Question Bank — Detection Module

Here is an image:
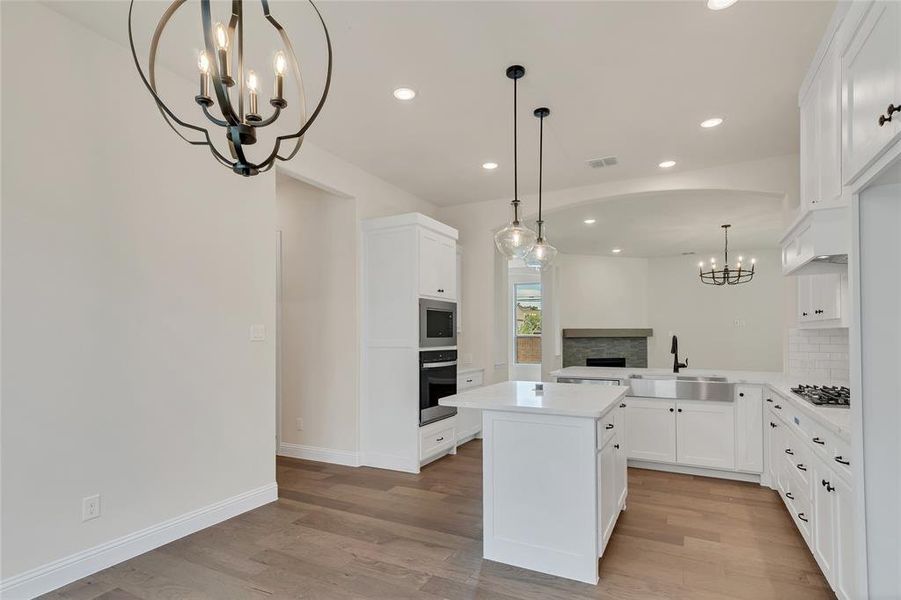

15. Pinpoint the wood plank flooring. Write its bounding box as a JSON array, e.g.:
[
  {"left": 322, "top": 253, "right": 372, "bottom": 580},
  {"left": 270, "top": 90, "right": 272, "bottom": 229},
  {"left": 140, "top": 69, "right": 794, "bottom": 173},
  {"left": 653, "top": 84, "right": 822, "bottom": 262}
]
[{"left": 40, "top": 440, "right": 834, "bottom": 599}]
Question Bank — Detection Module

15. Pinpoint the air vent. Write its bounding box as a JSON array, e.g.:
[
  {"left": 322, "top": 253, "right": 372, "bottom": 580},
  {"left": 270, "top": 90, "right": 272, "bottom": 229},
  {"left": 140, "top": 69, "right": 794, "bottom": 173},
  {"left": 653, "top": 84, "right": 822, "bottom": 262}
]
[{"left": 586, "top": 156, "right": 618, "bottom": 169}]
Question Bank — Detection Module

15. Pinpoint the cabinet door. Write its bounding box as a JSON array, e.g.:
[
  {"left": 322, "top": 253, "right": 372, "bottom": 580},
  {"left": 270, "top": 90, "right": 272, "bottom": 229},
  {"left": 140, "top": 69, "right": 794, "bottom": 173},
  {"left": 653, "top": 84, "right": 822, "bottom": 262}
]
[
  {"left": 832, "top": 476, "right": 856, "bottom": 600},
  {"left": 798, "top": 276, "right": 814, "bottom": 322},
  {"left": 676, "top": 400, "right": 735, "bottom": 470},
  {"left": 800, "top": 86, "right": 819, "bottom": 208},
  {"left": 817, "top": 41, "right": 843, "bottom": 205},
  {"left": 624, "top": 398, "right": 676, "bottom": 463},
  {"left": 735, "top": 389, "right": 764, "bottom": 473},
  {"left": 765, "top": 415, "right": 781, "bottom": 488},
  {"left": 812, "top": 460, "right": 836, "bottom": 586},
  {"left": 419, "top": 230, "right": 456, "bottom": 300},
  {"left": 614, "top": 437, "right": 628, "bottom": 510},
  {"left": 811, "top": 273, "right": 842, "bottom": 321},
  {"left": 843, "top": 1, "right": 901, "bottom": 182},
  {"left": 598, "top": 440, "right": 618, "bottom": 553}
]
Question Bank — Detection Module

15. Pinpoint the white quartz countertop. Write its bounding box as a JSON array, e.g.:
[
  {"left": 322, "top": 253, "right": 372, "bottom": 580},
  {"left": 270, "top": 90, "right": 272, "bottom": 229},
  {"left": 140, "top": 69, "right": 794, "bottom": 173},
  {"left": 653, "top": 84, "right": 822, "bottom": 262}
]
[
  {"left": 551, "top": 366, "right": 852, "bottom": 442},
  {"left": 440, "top": 381, "right": 628, "bottom": 419}
]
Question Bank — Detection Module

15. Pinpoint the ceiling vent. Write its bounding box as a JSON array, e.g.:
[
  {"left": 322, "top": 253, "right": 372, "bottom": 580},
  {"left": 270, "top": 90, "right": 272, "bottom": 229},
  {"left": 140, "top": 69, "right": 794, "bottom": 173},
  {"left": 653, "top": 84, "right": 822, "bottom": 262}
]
[{"left": 586, "top": 156, "right": 618, "bottom": 169}]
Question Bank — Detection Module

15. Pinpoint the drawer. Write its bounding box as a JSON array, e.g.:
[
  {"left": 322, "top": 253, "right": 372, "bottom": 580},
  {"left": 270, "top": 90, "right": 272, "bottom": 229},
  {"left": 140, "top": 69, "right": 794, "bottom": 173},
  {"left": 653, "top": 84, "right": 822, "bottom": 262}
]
[
  {"left": 420, "top": 423, "right": 455, "bottom": 459},
  {"left": 832, "top": 437, "right": 852, "bottom": 481},
  {"left": 457, "top": 370, "right": 483, "bottom": 390},
  {"left": 783, "top": 429, "right": 811, "bottom": 486},
  {"left": 785, "top": 483, "right": 812, "bottom": 541},
  {"left": 598, "top": 412, "right": 618, "bottom": 447}
]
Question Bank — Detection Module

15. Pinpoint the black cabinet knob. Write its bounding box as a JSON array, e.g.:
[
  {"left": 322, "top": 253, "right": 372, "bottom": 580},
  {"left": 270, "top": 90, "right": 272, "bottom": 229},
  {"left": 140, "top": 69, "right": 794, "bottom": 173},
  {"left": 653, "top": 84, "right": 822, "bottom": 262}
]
[
  {"left": 821, "top": 479, "right": 835, "bottom": 492},
  {"left": 739, "top": 392, "right": 745, "bottom": 397},
  {"left": 620, "top": 403, "right": 626, "bottom": 408},
  {"left": 437, "top": 289, "right": 444, "bottom": 293},
  {"left": 669, "top": 407, "right": 674, "bottom": 412},
  {"left": 770, "top": 422, "right": 777, "bottom": 428},
  {"left": 802, "top": 312, "right": 808, "bottom": 317},
  {"left": 879, "top": 104, "right": 899, "bottom": 127},
  {"left": 677, "top": 408, "right": 683, "bottom": 413},
  {"left": 614, "top": 444, "right": 620, "bottom": 450}
]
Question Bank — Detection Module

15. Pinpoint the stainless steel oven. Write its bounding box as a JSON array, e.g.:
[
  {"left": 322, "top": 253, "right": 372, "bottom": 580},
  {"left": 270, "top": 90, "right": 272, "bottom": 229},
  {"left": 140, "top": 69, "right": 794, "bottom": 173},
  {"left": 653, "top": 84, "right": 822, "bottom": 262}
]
[
  {"left": 419, "top": 349, "right": 457, "bottom": 426},
  {"left": 419, "top": 299, "right": 457, "bottom": 348}
]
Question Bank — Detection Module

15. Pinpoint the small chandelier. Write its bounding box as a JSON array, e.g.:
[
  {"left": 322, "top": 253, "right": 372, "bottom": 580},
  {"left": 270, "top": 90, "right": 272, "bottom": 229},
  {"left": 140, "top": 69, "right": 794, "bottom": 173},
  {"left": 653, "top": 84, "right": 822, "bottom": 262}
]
[
  {"left": 127, "top": 0, "right": 332, "bottom": 177},
  {"left": 523, "top": 107, "right": 557, "bottom": 270},
  {"left": 494, "top": 65, "right": 537, "bottom": 259},
  {"left": 699, "top": 224, "right": 755, "bottom": 285}
]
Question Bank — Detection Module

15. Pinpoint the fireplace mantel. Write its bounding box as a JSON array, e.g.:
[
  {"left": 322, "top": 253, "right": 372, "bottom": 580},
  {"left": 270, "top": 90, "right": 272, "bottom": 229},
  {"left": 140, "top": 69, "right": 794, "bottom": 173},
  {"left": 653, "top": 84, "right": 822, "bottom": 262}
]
[{"left": 562, "top": 328, "right": 653, "bottom": 339}]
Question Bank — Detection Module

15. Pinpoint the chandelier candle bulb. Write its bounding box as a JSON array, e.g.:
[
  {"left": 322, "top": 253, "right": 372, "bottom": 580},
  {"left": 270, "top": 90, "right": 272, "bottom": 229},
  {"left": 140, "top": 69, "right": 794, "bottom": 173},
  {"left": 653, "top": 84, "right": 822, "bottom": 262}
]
[
  {"left": 246, "top": 70, "right": 260, "bottom": 120},
  {"left": 197, "top": 52, "right": 211, "bottom": 101},
  {"left": 272, "top": 51, "right": 287, "bottom": 105},
  {"left": 214, "top": 22, "right": 233, "bottom": 86}
]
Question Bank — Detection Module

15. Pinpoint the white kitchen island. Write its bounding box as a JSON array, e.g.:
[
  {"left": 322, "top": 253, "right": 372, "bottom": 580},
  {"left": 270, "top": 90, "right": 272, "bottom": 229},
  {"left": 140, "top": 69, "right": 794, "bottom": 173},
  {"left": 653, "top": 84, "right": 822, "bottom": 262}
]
[{"left": 440, "top": 381, "right": 629, "bottom": 584}]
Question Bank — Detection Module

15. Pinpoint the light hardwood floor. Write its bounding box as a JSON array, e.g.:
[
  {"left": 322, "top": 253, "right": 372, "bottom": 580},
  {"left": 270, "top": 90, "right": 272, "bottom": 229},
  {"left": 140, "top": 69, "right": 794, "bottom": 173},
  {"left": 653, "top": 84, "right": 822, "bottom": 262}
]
[{"left": 40, "top": 439, "right": 834, "bottom": 599}]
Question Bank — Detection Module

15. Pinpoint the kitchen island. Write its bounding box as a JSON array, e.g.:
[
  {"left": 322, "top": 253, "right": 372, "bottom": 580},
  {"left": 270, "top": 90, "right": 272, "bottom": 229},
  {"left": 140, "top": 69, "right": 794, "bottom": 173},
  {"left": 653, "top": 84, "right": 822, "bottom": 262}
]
[{"left": 439, "top": 381, "right": 629, "bottom": 584}]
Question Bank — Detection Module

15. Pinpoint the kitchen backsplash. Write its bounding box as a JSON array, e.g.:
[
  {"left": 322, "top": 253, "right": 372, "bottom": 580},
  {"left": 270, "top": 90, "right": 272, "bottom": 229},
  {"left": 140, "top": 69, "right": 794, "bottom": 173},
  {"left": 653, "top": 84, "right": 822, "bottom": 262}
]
[{"left": 788, "top": 328, "right": 850, "bottom": 385}]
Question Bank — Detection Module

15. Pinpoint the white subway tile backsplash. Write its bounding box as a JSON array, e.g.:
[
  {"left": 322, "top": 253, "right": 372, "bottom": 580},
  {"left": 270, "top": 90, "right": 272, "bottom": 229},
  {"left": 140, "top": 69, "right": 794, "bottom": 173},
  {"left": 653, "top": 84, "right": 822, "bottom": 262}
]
[{"left": 788, "top": 328, "right": 849, "bottom": 384}]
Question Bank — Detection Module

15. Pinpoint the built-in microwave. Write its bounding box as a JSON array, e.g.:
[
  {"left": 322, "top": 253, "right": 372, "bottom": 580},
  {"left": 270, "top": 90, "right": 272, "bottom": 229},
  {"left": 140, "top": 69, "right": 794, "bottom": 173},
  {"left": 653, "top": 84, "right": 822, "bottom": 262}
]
[{"left": 419, "top": 299, "right": 457, "bottom": 348}]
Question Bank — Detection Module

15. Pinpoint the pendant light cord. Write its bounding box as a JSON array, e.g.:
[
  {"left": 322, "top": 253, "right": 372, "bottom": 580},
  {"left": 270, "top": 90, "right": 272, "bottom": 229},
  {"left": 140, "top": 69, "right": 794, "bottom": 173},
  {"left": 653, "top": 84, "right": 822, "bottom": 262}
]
[
  {"left": 513, "top": 76, "right": 519, "bottom": 223},
  {"left": 537, "top": 112, "right": 544, "bottom": 240}
]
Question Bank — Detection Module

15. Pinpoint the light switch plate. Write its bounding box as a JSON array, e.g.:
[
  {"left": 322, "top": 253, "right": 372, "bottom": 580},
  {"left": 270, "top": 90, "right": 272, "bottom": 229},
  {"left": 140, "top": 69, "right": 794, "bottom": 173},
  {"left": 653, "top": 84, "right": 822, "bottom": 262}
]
[
  {"left": 295, "top": 418, "right": 304, "bottom": 431},
  {"left": 82, "top": 494, "right": 101, "bottom": 522},
  {"left": 249, "top": 324, "right": 266, "bottom": 342}
]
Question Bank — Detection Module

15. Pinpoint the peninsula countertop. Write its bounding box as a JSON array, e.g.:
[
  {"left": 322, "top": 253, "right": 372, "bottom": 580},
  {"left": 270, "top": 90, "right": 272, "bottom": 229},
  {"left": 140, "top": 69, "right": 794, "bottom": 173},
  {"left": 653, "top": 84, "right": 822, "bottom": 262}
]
[{"left": 440, "top": 380, "right": 628, "bottom": 419}]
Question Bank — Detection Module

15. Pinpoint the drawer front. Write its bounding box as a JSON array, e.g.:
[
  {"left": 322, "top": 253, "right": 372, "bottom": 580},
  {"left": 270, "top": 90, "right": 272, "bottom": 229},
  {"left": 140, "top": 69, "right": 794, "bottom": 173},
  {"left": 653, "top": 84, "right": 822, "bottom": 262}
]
[
  {"left": 832, "top": 438, "right": 852, "bottom": 481},
  {"left": 598, "top": 412, "right": 618, "bottom": 447},
  {"left": 783, "top": 429, "right": 812, "bottom": 486},
  {"left": 457, "top": 371, "right": 483, "bottom": 390},
  {"left": 420, "top": 425, "right": 455, "bottom": 458}
]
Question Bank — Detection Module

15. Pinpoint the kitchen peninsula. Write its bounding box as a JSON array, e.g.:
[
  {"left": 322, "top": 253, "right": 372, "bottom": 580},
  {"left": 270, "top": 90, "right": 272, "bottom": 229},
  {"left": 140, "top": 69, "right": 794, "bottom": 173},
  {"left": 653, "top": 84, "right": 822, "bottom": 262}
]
[{"left": 440, "top": 381, "right": 629, "bottom": 584}]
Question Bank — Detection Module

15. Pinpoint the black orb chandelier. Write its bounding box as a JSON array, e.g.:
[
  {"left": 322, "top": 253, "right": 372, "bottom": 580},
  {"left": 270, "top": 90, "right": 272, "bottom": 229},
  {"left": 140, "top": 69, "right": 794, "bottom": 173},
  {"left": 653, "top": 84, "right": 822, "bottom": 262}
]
[
  {"left": 698, "top": 224, "right": 756, "bottom": 286},
  {"left": 128, "top": 0, "right": 332, "bottom": 177}
]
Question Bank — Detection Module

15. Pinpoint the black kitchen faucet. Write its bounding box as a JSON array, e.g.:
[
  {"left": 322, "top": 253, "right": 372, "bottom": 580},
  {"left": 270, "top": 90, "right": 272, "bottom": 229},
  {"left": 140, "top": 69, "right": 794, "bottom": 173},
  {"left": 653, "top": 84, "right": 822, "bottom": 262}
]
[{"left": 671, "top": 335, "right": 688, "bottom": 373}]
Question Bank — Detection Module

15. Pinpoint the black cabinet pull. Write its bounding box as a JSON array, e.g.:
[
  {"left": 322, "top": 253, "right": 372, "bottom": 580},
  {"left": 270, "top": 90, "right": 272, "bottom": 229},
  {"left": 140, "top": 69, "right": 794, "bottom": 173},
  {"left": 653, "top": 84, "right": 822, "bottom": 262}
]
[
  {"left": 614, "top": 444, "right": 620, "bottom": 450},
  {"left": 786, "top": 492, "right": 794, "bottom": 500},
  {"left": 766, "top": 398, "right": 773, "bottom": 403},
  {"left": 821, "top": 479, "right": 835, "bottom": 492},
  {"left": 785, "top": 448, "right": 794, "bottom": 455},
  {"left": 812, "top": 437, "right": 825, "bottom": 445},
  {"left": 605, "top": 423, "right": 614, "bottom": 430},
  {"left": 436, "top": 437, "right": 444, "bottom": 442},
  {"left": 798, "top": 513, "right": 808, "bottom": 523},
  {"left": 796, "top": 464, "right": 807, "bottom": 472},
  {"left": 835, "top": 456, "right": 850, "bottom": 466},
  {"left": 770, "top": 422, "right": 777, "bottom": 428},
  {"left": 879, "top": 103, "right": 899, "bottom": 127},
  {"left": 774, "top": 404, "right": 782, "bottom": 410},
  {"left": 802, "top": 312, "right": 808, "bottom": 317},
  {"left": 620, "top": 403, "right": 626, "bottom": 408}
]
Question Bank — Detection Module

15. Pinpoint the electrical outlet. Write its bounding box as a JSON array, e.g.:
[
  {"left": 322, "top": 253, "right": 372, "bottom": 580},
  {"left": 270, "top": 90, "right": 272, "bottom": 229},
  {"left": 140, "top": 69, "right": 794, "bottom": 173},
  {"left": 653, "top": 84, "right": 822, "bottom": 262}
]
[
  {"left": 295, "top": 418, "right": 304, "bottom": 431},
  {"left": 82, "top": 494, "right": 101, "bottom": 522},
  {"left": 249, "top": 324, "right": 266, "bottom": 341},
  {"left": 733, "top": 319, "right": 746, "bottom": 328}
]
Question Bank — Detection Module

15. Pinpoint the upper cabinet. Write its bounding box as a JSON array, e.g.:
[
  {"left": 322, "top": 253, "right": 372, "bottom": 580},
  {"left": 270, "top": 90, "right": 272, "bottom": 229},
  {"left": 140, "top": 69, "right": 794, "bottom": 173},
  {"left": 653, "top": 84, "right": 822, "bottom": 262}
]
[
  {"left": 419, "top": 229, "right": 457, "bottom": 301},
  {"left": 800, "top": 35, "right": 843, "bottom": 209},
  {"left": 842, "top": 1, "right": 901, "bottom": 184}
]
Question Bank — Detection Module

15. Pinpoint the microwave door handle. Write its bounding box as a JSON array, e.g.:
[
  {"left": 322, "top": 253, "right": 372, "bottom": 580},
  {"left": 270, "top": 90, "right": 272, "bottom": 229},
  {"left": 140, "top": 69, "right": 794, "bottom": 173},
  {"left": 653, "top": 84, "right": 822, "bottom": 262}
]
[{"left": 422, "top": 361, "right": 457, "bottom": 369}]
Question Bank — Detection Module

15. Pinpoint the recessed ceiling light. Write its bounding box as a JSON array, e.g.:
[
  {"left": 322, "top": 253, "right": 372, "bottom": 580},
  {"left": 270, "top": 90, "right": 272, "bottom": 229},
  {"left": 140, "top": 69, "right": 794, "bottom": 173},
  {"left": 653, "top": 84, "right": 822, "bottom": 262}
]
[
  {"left": 700, "top": 117, "right": 724, "bottom": 128},
  {"left": 658, "top": 160, "right": 676, "bottom": 169},
  {"left": 584, "top": 219, "right": 596, "bottom": 225},
  {"left": 707, "top": 0, "right": 738, "bottom": 10},
  {"left": 482, "top": 162, "right": 498, "bottom": 170},
  {"left": 611, "top": 248, "right": 622, "bottom": 254},
  {"left": 392, "top": 87, "right": 416, "bottom": 101}
]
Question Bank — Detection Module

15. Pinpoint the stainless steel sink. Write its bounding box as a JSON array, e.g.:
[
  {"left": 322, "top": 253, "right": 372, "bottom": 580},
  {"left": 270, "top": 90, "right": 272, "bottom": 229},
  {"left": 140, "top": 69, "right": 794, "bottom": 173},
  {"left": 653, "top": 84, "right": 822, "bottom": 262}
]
[{"left": 627, "top": 374, "right": 734, "bottom": 401}]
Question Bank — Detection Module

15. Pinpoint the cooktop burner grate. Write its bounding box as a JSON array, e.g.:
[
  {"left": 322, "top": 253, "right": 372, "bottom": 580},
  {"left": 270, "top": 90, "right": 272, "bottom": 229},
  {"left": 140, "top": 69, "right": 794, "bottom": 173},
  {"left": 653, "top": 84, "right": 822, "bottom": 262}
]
[{"left": 790, "top": 384, "right": 851, "bottom": 408}]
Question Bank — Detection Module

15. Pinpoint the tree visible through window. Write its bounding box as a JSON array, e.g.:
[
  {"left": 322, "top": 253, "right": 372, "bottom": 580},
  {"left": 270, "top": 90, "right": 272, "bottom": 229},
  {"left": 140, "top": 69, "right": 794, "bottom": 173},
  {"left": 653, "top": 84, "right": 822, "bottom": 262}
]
[{"left": 514, "top": 282, "right": 541, "bottom": 364}]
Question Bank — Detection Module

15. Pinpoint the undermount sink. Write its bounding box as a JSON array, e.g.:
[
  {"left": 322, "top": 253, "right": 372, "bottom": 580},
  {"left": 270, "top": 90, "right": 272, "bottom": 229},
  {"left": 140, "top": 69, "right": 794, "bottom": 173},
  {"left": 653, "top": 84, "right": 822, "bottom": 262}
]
[{"left": 627, "top": 374, "right": 734, "bottom": 402}]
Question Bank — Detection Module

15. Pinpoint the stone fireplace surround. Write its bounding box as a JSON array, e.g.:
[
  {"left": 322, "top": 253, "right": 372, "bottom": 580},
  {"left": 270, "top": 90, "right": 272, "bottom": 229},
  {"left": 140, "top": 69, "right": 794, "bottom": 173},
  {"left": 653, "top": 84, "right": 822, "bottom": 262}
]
[{"left": 561, "top": 328, "right": 653, "bottom": 368}]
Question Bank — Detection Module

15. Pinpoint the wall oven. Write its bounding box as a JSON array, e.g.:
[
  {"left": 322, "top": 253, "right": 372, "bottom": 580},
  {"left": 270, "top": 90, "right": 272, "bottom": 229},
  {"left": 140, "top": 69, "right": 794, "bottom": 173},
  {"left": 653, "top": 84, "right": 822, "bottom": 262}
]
[
  {"left": 419, "top": 349, "right": 457, "bottom": 426},
  {"left": 419, "top": 299, "right": 457, "bottom": 348}
]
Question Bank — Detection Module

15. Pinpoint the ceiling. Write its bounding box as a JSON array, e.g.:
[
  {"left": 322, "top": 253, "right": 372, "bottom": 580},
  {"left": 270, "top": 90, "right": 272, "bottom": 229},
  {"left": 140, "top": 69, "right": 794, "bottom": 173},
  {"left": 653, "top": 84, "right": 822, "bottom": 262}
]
[
  {"left": 546, "top": 189, "right": 784, "bottom": 258},
  {"left": 48, "top": 0, "right": 834, "bottom": 206}
]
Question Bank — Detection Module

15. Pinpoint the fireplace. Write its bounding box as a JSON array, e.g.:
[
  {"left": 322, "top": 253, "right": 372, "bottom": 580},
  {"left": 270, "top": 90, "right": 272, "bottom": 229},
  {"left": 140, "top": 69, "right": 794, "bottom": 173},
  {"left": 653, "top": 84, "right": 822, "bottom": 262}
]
[
  {"left": 586, "top": 357, "right": 627, "bottom": 368},
  {"left": 561, "top": 328, "right": 652, "bottom": 368}
]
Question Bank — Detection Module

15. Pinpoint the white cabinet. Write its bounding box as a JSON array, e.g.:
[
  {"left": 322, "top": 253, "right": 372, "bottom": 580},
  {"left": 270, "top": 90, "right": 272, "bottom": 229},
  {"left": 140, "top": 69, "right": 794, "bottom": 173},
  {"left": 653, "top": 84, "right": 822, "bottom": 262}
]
[
  {"left": 801, "top": 37, "right": 843, "bottom": 208},
  {"left": 419, "top": 229, "right": 456, "bottom": 301},
  {"left": 812, "top": 458, "right": 837, "bottom": 586},
  {"left": 842, "top": 0, "right": 901, "bottom": 183},
  {"left": 832, "top": 475, "right": 857, "bottom": 600},
  {"left": 419, "top": 416, "right": 456, "bottom": 465},
  {"left": 597, "top": 406, "right": 627, "bottom": 558},
  {"left": 624, "top": 398, "right": 676, "bottom": 463},
  {"left": 675, "top": 400, "right": 736, "bottom": 470},
  {"left": 798, "top": 272, "right": 844, "bottom": 325},
  {"left": 456, "top": 369, "right": 483, "bottom": 443},
  {"left": 735, "top": 386, "right": 764, "bottom": 473},
  {"left": 614, "top": 435, "right": 628, "bottom": 509}
]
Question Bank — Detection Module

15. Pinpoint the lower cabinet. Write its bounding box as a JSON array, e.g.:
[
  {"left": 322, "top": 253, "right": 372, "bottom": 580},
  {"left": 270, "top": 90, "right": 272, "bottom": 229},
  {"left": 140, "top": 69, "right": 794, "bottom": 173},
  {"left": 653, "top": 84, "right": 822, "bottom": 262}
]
[
  {"left": 812, "top": 458, "right": 837, "bottom": 583},
  {"left": 625, "top": 398, "right": 735, "bottom": 470},
  {"left": 832, "top": 475, "right": 856, "bottom": 600},
  {"left": 597, "top": 430, "right": 627, "bottom": 557},
  {"left": 676, "top": 401, "right": 735, "bottom": 470}
]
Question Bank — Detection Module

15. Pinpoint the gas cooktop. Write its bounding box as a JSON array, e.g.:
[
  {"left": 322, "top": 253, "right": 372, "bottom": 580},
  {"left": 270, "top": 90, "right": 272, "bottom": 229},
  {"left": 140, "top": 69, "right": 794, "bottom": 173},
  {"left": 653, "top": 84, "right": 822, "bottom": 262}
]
[{"left": 790, "top": 385, "right": 851, "bottom": 408}]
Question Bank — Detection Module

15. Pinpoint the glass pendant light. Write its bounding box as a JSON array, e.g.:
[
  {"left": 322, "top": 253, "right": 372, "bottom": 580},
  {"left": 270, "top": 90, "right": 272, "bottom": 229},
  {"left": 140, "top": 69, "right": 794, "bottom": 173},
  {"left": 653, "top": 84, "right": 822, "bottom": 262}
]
[
  {"left": 494, "top": 65, "right": 537, "bottom": 259},
  {"left": 524, "top": 107, "right": 557, "bottom": 270}
]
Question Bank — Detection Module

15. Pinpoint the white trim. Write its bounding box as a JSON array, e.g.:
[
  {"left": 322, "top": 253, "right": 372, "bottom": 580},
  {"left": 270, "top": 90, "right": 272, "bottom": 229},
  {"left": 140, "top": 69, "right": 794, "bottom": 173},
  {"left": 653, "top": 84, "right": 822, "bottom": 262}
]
[
  {"left": 278, "top": 442, "right": 360, "bottom": 467},
  {"left": 456, "top": 426, "right": 481, "bottom": 446},
  {"left": 627, "top": 460, "right": 761, "bottom": 484},
  {"left": 0, "top": 483, "right": 278, "bottom": 600},
  {"left": 359, "top": 451, "right": 419, "bottom": 474}
]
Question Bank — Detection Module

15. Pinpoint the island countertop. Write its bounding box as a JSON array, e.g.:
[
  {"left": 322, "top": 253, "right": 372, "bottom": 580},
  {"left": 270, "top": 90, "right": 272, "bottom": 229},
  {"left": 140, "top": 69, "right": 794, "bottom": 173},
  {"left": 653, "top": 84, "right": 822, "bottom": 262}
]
[{"left": 440, "top": 380, "right": 628, "bottom": 419}]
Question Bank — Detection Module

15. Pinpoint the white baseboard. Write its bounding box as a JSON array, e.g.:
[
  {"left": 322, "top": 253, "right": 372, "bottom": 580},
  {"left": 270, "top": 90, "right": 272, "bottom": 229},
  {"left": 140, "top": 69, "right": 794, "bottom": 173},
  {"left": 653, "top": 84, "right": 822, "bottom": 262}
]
[
  {"left": 0, "top": 483, "right": 277, "bottom": 600},
  {"left": 277, "top": 442, "right": 360, "bottom": 467},
  {"left": 359, "top": 451, "right": 419, "bottom": 473},
  {"left": 456, "top": 426, "right": 481, "bottom": 446},
  {"left": 628, "top": 459, "right": 761, "bottom": 483}
]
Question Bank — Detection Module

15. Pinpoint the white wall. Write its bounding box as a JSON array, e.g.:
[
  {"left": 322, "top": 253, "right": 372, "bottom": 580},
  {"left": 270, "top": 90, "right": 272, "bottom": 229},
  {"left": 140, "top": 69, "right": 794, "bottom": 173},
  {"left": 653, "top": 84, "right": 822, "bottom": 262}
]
[
  {"left": 645, "top": 250, "right": 784, "bottom": 371},
  {"left": 557, "top": 254, "right": 649, "bottom": 330},
  {"left": 276, "top": 176, "right": 357, "bottom": 454},
  {"left": 439, "top": 155, "right": 800, "bottom": 383},
  {"left": 1, "top": 0, "right": 276, "bottom": 583}
]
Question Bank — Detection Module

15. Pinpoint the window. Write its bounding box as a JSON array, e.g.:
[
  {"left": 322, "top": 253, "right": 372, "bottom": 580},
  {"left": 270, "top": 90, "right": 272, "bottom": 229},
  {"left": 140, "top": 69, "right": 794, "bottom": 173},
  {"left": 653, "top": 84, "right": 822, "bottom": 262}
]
[{"left": 514, "top": 282, "right": 541, "bottom": 364}]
